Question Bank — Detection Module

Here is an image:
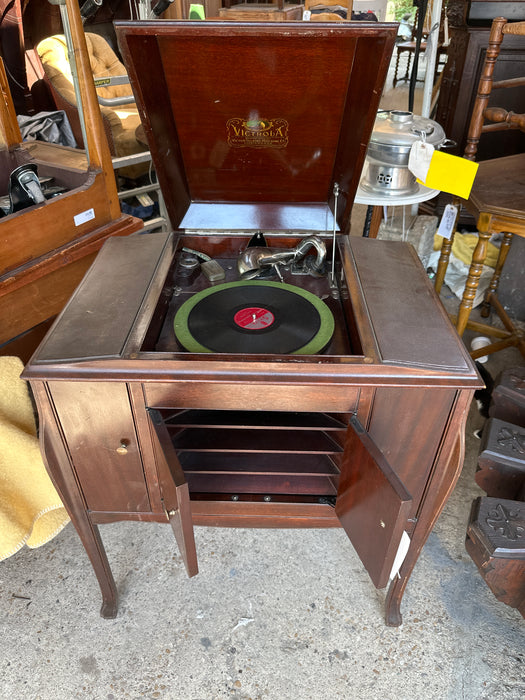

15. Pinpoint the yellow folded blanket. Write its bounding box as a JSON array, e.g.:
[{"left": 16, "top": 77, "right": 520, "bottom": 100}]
[
  {"left": 0, "top": 356, "right": 69, "bottom": 560},
  {"left": 434, "top": 232, "right": 500, "bottom": 268}
]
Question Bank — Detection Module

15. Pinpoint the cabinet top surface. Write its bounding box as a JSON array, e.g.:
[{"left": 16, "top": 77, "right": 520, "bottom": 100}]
[{"left": 24, "top": 233, "right": 481, "bottom": 388}]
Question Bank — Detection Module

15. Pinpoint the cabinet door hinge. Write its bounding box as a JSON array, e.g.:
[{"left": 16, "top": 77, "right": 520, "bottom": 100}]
[{"left": 318, "top": 496, "right": 336, "bottom": 508}]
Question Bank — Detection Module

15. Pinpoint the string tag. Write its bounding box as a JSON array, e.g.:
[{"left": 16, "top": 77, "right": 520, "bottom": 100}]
[
  {"left": 408, "top": 139, "right": 435, "bottom": 182},
  {"left": 436, "top": 203, "right": 458, "bottom": 240}
]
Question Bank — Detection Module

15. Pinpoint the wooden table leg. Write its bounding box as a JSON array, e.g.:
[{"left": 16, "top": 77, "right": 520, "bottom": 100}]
[
  {"left": 393, "top": 47, "right": 402, "bottom": 87},
  {"left": 32, "top": 382, "right": 119, "bottom": 618},
  {"left": 403, "top": 50, "right": 412, "bottom": 83},
  {"left": 480, "top": 231, "right": 513, "bottom": 318},
  {"left": 457, "top": 225, "right": 492, "bottom": 336},
  {"left": 362, "top": 205, "right": 383, "bottom": 238},
  {"left": 434, "top": 233, "right": 454, "bottom": 295},
  {"left": 434, "top": 199, "right": 461, "bottom": 295}
]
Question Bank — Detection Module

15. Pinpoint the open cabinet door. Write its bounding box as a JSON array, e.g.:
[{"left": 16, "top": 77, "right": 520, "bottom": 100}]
[
  {"left": 148, "top": 409, "right": 198, "bottom": 578},
  {"left": 336, "top": 417, "right": 412, "bottom": 589}
]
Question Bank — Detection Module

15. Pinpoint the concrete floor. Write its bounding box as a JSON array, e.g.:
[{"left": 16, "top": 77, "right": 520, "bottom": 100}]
[
  {"left": 1, "top": 53, "right": 524, "bottom": 700},
  {"left": 0, "top": 341, "right": 524, "bottom": 700}
]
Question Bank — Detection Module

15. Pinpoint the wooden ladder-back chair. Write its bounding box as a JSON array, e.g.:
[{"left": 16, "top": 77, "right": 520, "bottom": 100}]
[{"left": 434, "top": 16, "right": 525, "bottom": 361}]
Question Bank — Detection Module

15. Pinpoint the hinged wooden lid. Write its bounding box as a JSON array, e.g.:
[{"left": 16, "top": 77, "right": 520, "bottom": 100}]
[{"left": 116, "top": 21, "right": 397, "bottom": 233}]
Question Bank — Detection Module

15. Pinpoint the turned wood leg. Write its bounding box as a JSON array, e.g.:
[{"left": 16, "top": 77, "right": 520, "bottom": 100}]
[
  {"left": 457, "top": 228, "right": 492, "bottom": 336},
  {"left": 404, "top": 51, "right": 412, "bottom": 83},
  {"left": 434, "top": 201, "right": 461, "bottom": 295},
  {"left": 384, "top": 391, "right": 472, "bottom": 626},
  {"left": 434, "top": 233, "right": 454, "bottom": 294},
  {"left": 393, "top": 48, "right": 401, "bottom": 86},
  {"left": 480, "top": 231, "right": 513, "bottom": 318}
]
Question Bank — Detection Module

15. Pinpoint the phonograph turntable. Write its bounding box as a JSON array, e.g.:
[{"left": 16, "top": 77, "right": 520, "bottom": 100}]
[{"left": 23, "top": 21, "right": 482, "bottom": 625}]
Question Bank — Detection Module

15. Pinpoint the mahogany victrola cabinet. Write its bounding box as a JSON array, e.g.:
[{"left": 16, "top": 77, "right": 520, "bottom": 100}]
[{"left": 23, "top": 21, "right": 482, "bottom": 625}]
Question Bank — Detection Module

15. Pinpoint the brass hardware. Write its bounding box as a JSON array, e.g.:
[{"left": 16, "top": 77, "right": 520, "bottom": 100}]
[{"left": 116, "top": 441, "right": 129, "bottom": 455}]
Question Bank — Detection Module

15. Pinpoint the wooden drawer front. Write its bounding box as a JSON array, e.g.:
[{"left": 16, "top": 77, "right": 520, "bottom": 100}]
[
  {"left": 143, "top": 382, "right": 360, "bottom": 414},
  {"left": 49, "top": 381, "right": 150, "bottom": 513}
]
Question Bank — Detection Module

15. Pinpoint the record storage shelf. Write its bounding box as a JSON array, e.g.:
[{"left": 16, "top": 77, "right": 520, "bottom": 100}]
[{"left": 161, "top": 409, "right": 349, "bottom": 504}]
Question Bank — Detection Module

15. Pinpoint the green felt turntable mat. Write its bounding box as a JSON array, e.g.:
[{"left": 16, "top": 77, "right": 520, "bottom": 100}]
[{"left": 173, "top": 280, "right": 335, "bottom": 355}]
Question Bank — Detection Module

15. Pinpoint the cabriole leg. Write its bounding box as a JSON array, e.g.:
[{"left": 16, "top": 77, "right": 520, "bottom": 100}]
[{"left": 32, "top": 381, "right": 119, "bottom": 618}]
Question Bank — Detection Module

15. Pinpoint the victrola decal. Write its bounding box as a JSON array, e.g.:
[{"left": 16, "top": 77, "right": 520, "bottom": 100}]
[{"left": 226, "top": 118, "right": 289, "bottom": 148}]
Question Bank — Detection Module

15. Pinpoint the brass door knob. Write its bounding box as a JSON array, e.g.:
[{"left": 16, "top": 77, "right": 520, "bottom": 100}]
[{"left": 116, "top": 441, "right": 129, "bottom": 455}]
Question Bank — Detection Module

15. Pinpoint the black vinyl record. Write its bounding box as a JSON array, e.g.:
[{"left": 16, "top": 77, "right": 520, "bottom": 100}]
[{"left": 174, "top": 281, "right": 335, "bottom": 354}]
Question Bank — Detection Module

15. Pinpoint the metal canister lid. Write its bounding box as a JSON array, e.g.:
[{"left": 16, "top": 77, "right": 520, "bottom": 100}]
[{"left": 369, "top": 110, "right": 445, "bottom": 148}]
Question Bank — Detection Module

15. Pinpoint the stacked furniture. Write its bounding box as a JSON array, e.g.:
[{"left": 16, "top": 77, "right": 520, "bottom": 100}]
[{"left": 466, "top": 366, "right": 525, "bottom": 618}]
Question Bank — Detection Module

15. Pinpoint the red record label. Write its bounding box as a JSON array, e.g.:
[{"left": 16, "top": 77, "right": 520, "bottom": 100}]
[{"left": 234, "top": 306, "right": 275, "bottom": 330}]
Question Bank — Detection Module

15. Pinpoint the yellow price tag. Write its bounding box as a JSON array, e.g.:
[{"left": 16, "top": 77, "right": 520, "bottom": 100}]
[{"left": 417, "top": 151, "right": 479, "bottom": 199}]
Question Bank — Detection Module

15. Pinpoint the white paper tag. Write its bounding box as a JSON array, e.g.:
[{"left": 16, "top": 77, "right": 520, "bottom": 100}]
[
  {"left": 436, "top": 203, "right": 458, "bottom": 240},
  {"left": 389, "top": 530, "right": 411, "bottom": 581},
  {"left": 302, "top": 9, "right": 311, "bottom": 20},
  {"left": 408, "top": 140, "right": 435, "bottom": 183},
  {"left": 74, "top": 208, "right": 95, "bottom": 227}
]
